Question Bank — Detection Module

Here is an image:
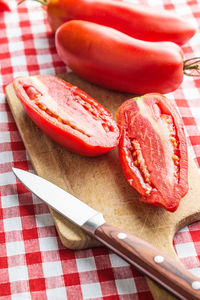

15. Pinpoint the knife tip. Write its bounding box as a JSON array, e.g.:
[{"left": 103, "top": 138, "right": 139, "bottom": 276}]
[
  {"left": 12, "top": 167, "right": 24, "bottom": 179},
  {"left": 12, "top": 167, "right": 18, "bottom": 174}
]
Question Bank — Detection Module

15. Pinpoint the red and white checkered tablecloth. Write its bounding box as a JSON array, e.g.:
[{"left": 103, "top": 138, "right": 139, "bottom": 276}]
[{"left": 1, "top": 0, "right": 200, "bottom": 299}]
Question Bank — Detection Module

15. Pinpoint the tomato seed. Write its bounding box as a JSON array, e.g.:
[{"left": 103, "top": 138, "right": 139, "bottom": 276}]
[
  {"left": 133, "top": 151, "right": 137, "bottom": 156},
  {"left": 38, "top": 104, "right": 46, "bottom": 110},
  {"left": 46, "top": 109, "right": 54, "bottom": 117},
  {"left": 172, "top": 154, "right": 179, "bottom": 161},
  {"left": 144, "top": 174, "right": 151, "bottom": 184},
  {"left": 174, "top": 142, "right": 178, "bottom": 147},
  {"left": 145, "top": 190, "right": 151, "bottom": 195}
]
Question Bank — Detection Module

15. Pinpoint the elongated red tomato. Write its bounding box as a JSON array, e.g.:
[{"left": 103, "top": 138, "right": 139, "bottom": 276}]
[
  {"left": 13, "top": 75, "right": 120, "bottom": 156},
  {"left": 55, "top": 20, "right": 184, "bottom": 95},
  {"left": 116, "top": 93, "right": 188, "bottom": 212},
  {"left": 46, "top": 0, "right": 195, "bottom": 45}
]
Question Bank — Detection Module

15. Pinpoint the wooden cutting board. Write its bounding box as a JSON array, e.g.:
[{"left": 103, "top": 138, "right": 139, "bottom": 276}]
[{"left": 6, "top": 72, "right": 200, "bottom": 300}]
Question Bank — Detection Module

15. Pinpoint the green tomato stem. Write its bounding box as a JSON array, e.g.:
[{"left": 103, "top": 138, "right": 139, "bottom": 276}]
[
  {"left": 183, "top": 57, "right": 200, "bottom": 76},
  {"left": 18, "top": 0, "right": 49, "bottom": 6}
]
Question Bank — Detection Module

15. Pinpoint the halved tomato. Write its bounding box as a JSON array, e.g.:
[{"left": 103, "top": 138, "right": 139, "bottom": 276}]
[
  {"left": 116, "top": 93, "right": 188, "bottom": 212},
  {"left": 13, "top": 75, "right": 120, "bottom": 156}
]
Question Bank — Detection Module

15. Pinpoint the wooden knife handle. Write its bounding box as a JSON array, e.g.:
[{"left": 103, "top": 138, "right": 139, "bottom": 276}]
[{"left": 95, "top": 223, "right": 200, "bottom": 300}]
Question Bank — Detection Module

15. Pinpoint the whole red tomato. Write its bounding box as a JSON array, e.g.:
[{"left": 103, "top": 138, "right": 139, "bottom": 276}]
[
  {"left": 46, "top": 0, "right": 195, "bottom": 45},
  {"left": 116, "top": 93, "right": 188, "bottom": 212},
  {"left": 13, "top": 75, "right": 120, "bottom": 156},
  {"left": 55, "top": 20, "right": 184, "bottom": 95}
]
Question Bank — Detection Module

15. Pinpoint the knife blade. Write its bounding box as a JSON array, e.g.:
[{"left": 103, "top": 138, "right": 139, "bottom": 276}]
[{"left": 12, "top": 167, "right": 200, "bottom": 300}]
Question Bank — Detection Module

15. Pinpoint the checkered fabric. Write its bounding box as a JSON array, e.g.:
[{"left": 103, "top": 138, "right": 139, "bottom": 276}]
[{"left": 0, "top": 0, "right": 200, "bottom": 299}]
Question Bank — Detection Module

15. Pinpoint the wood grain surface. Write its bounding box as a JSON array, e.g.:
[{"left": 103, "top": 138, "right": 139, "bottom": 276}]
[{"left": 6, "top": 72, "right": 200, "bottom": 300}]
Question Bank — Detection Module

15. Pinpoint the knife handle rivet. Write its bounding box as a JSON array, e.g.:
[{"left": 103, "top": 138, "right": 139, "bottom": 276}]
[
  {"left": 192, "top": 281, "right": 200, "bottom": 290},
  {"left": 154, "top": 255, "right": 164, "bottom": 263},
  {"left": 117, "top": 233, "right": 127, "bottom": 239}
]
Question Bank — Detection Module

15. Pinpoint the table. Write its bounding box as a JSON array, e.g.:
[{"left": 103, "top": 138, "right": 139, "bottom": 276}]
[{"left": 1, "top": 0, "right": 200, "bottom": 299}]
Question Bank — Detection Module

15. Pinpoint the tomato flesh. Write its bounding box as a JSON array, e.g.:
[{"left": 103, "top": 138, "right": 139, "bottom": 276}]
[
  {"left": 13, "top": 75, "right": 120, "bottom": 156},
  {"left": 116, "top": 93, "right": 188, "bottom": 212}
]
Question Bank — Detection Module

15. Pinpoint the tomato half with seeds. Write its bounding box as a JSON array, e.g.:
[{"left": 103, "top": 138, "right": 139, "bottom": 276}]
[
  {"left": 13, "top": 75, "right": 120, "bottom": 156},
  {"left": 116, "top": 93, "right": 188, "bottom": 212}
]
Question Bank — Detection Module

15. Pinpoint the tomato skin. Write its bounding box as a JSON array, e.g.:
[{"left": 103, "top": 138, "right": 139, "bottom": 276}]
[
  {"left": 55, "top": 20, "right": 184, "bottom": 95},
  {"left": 0, "top": 0, "right": 10, "bottom": 12},
  {"left": 47, "top": 0, "right": 196, "bottom": 45},
  {"left": 13, "top": 75, "right": 120, "bottom": 156},
  {"left": 116, "top": 93, "right": 188, "bottom": 212}
]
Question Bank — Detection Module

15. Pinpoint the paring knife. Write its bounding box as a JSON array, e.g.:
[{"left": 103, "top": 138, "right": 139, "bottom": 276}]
[{"left": 13, "top": 167, "right": 200, "bottom": 300}]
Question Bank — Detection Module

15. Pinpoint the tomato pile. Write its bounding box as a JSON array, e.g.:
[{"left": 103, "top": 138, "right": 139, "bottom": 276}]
[
  {"left": 48, "top": 0, "right": 197, "bottom": 94},
  {"left": 20, "top": 0, "right": 199, "bottom": 94},
  {"left": 15, "top": 0, "right": 197, "bottom": 211}
]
